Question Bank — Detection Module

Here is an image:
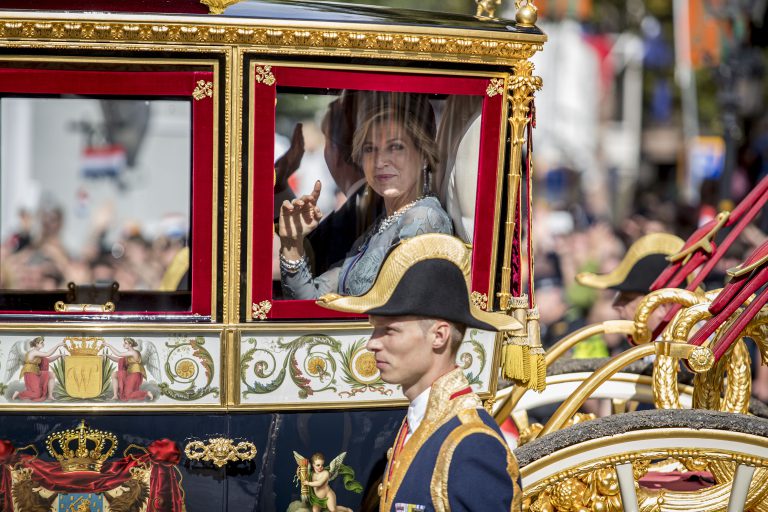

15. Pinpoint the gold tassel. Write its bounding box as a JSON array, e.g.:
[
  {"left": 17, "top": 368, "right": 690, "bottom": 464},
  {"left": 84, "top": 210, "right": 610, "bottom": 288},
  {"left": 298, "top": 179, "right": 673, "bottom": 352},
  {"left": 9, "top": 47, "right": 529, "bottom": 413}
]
[
  {"left": 521, "top": 343, "right": 531, "bottom": 382},
  {"left": 502, "top": 340, "right": 526, "bottom": 381},
  {"left": 537, "top": 352, "right": 547, "bottom": 391},
  {"left": 501, "top": 296, "right": 530, "bottom": 383},
  {"left": 526, "top": 309, "right": 546, "bottom": 392}
]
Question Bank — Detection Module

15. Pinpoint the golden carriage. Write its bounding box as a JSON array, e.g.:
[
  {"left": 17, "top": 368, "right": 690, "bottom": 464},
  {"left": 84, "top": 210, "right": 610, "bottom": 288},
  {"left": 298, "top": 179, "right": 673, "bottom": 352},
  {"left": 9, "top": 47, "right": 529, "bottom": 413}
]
[
  {"left": 0, "top": 1, "right": 545, "bottom": 510},
  {"left": 1, "top": 1, "right": 765, "bottom": 511}
]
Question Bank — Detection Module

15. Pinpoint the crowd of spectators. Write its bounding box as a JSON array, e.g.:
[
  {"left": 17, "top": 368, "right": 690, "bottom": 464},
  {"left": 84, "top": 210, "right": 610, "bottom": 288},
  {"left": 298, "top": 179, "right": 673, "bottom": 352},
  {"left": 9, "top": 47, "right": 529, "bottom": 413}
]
[{"left": 0, "top": 203, "right": 186, "bottom": 292}]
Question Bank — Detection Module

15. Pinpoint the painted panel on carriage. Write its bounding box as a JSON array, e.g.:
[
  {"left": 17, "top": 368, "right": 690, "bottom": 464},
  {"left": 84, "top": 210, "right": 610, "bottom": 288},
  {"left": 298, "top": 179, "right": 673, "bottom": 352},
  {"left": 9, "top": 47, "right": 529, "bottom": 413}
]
[
  {"left": 0, "top": 332, "right": 221, "bottom": 406},
  {"left": 239, "top": 327, "right": 495, "bottom": 405}
]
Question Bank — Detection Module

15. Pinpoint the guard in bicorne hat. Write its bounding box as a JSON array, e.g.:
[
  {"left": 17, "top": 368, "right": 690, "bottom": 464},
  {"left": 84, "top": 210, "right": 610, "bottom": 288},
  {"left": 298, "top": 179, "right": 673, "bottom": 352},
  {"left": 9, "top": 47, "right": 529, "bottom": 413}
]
[
  {"left": 576, "top": 232, "right": 684, "bottom": 324},
  {"left": 318, "top": 233, "right": 523, "bottom": 512}
]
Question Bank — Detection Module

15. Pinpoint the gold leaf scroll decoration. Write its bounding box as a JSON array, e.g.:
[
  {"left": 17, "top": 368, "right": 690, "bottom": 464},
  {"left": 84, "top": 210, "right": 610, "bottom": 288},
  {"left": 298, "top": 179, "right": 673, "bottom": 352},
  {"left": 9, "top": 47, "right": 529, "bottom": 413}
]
[
  {"left": 252, "top": 300, "right": 272, "bottom": 320},
  {"left": 185, "top": 438, "right": 257, "bottom": 467},
  {"left": 192, "top": 80, "right": 214, "bottom": 101},
  {"left": 255, "top": 65, "right": 276, "bottom": 86},
  {"left": 486, "top": 78, "right": 504, "bottom": 97}
]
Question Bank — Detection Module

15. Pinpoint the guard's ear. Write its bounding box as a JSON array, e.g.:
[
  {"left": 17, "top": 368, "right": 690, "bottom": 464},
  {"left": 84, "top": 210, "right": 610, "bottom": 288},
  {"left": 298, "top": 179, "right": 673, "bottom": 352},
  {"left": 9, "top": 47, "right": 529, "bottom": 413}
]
[{"left": 430, "top": 320, "right": 452, "bottom": 352}]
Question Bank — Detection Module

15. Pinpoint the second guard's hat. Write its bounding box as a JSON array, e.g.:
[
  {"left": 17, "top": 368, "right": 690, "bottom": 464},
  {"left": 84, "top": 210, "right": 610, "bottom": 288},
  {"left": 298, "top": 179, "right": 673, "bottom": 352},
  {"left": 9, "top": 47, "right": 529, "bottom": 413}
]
[{"left": 576, "top": 232, "right": 685, "bottom": 294}]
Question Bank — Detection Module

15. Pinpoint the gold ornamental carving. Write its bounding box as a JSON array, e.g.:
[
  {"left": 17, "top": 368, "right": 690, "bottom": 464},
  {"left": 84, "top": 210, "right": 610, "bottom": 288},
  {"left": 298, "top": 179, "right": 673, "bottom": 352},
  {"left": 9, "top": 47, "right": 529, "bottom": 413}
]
[
  {"left": 192, "top": 80, "right": 214, "bottom": 101},
  {"left": 514, "top": 0, "right": 539, "bottom": 27},
  {"left": 475, "top": 0, "right": 502, "bottom": 19},
  {"left": 525, "top": 449, "right": 768, "bottom": 511},
  {"left": 200, "top": 0, "right": 241, "bottom": 15},
  {"left": 46, "top": 420, "right": 118, "bottom": 472},
  {"left": 688, "top": 346, "right": 715, "bottom": 373},
  {"left": 486, "top": 78, "right": 505, "bottom": 97},
  {"left": 471, "top": 291, "right": 489, "bottom": 310},
  {"left": 633, "top": 288, "right": 701, "bottom": 344},
  {"left": 255, "top": 65, "right": 276, "bottom": 86},
  {"left": 498, "top": 61, "right": 541, "bottom": 312},
  {"left": 483, "top": 395, "right": 496, "bottom": 414},
  {"left": 529, "top": 467, "right": 621, "bottom": 512},
  {"left": 185, "top": 437, "right": 257, "bottom": 467},
  {"left": 0, "top": 20, "right": 544, "bottom": 64},
  {"left": 252, "top": 300, "right": 272, "bottom": 320}
]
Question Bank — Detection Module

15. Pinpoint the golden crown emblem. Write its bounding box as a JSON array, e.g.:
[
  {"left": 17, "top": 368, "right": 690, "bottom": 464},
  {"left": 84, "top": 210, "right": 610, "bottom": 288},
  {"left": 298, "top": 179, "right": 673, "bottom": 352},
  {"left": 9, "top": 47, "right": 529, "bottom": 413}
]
[
  {"left": 46, "top": 420, "right": 118, "bottom": 472},
  {"left": 64, "top": 336, "right": 106, "bottom": 357}
]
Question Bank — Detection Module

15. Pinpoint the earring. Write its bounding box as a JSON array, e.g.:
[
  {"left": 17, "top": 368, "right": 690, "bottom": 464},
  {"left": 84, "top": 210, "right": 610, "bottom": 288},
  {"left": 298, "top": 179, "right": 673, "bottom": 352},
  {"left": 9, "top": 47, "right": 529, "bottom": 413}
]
[{"left": 422, "top": 165, "right": 431, "bottom": 196}]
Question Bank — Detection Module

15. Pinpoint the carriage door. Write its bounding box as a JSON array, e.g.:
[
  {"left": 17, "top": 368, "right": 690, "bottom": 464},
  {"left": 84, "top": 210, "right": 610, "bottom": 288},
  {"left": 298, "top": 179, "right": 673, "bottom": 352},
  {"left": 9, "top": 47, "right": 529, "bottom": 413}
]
[{"left": 0, "top": 59, "right": 232, "bottom": 512}]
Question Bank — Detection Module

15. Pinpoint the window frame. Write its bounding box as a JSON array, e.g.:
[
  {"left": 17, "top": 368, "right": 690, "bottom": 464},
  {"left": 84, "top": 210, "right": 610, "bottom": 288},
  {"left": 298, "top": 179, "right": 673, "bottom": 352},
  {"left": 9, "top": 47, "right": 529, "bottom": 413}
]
[
  {"left": 248, "top": 65, "right": 506, "bottom": 320},
  {"left": 0, "top": 67, "right": 215, "bottom": 317}
]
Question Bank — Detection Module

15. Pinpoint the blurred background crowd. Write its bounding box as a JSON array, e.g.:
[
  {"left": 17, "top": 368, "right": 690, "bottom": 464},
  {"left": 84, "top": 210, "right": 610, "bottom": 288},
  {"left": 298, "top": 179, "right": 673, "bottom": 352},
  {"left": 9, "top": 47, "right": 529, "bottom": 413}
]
[{"left": 0, "top": 202, "right": 188, "bottom": 292}]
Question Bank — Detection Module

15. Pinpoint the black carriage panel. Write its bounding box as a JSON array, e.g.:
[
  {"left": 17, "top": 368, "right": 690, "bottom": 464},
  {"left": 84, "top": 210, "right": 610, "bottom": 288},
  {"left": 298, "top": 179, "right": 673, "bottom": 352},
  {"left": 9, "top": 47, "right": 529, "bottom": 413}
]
[{"left": 0, "top": 413, "right": 230, "bottom": 512}]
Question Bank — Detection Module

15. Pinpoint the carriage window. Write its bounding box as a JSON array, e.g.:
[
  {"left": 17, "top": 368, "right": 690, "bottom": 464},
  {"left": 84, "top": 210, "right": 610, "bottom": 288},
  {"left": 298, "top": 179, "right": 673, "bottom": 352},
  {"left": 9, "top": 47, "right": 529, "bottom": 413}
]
[
  {"left": 0, "top": 97, "right": 192, "bottom": 311},
  {"left": 0, "top": 66, "right": 215, "bottom": 317},
  {"left": 273, "top": 91, "right": 482, "bottom": 297},
  {"left": 249, "top": 66, "right": 505, "bottom": 319}
]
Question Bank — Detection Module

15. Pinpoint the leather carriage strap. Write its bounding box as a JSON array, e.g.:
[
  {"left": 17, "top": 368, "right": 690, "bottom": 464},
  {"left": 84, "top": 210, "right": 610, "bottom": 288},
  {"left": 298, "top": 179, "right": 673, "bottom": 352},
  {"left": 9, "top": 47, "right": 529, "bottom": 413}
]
[
  {"left": 650, "top": 176, "right": 768, "bottom": 340},
  {"left": 687, "top": 241, "right": 768, "bottom": 355},
  {"left": 712, "top": 285, "right": 768, "bottom": 361}
]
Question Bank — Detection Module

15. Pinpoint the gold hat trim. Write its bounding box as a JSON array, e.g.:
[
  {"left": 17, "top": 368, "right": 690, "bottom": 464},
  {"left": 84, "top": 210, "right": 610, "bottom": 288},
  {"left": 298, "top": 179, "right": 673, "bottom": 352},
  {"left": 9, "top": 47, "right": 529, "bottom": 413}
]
[
  {"left": 317, "top": 234, "right": 522, "bottom": 331},
  {"left": 575, "top": 233, "right": 685, "bottom": 290}
]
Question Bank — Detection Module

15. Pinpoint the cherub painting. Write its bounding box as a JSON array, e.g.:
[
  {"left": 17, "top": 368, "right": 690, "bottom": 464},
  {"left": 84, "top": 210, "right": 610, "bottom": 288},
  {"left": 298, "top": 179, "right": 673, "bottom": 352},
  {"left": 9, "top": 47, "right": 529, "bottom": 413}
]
[
  {"left": 4, "top": 337, "right": 66, "bottom": 401},
  {"left": 104, "top": 337, "right": 160, "bottom": 401},
  {"left": 289, "top": 451, "right": 362, "bottom": 512}
]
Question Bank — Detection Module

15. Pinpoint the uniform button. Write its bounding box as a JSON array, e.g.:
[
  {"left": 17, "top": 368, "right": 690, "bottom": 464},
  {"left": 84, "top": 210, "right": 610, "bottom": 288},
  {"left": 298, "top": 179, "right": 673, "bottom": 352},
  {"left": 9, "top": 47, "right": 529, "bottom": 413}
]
[
  {"left": 387, "top": 448, "right": 393, "bottom": 460},
  {"left": 377, "top": 483, "right": 383, "bottom": 496}
]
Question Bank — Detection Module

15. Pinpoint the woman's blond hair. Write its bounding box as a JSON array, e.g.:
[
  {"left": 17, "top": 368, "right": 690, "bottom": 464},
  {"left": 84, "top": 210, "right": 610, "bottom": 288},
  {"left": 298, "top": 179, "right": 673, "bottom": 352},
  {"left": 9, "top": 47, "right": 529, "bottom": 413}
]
[{"left": 351, "top": 96, "right": 439, "bottom": 184}]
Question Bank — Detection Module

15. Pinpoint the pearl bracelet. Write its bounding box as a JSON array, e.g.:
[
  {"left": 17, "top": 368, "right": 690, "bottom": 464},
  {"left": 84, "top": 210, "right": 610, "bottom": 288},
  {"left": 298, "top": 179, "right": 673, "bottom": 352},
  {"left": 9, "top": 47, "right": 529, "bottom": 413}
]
[{"left": 279, "top": 253, "right": 307, "bottom": 273}]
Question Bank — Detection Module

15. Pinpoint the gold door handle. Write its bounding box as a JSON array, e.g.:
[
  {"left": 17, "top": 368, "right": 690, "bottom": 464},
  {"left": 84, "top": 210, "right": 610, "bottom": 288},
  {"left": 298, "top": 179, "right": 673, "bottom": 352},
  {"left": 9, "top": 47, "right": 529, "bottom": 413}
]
[
  {"left": 54, "top": 301, "right": 115, "bottom": 313},
  {"left": 184, "top": 438, "right": 257, "bottom": 467}
]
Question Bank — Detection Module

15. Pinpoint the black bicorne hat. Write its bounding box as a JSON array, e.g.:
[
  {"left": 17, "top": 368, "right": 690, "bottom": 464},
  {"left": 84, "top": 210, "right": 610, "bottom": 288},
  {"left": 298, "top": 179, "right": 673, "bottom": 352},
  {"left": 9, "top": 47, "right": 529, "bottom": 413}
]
[
  {"left": 317, "top": 234, "right": 522, "bottom": 331},
  {"left": 609, "top": 253, "right": 671, "bottom": 293},
  {"left": 576, "top": 233, "right": 685, "bottom": 294}
]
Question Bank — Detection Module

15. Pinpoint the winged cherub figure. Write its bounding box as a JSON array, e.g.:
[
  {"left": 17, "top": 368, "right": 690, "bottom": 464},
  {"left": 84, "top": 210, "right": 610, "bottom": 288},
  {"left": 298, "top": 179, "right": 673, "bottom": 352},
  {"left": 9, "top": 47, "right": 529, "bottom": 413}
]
[
  {"left": 105, "top": 337, "right": 160, "bottom": 401},
  {"left": 292, "top": 451, "right": 362, "bottom": 512},
  {"left": 5, "top": 337, "right": 66, "bottom": 401}
]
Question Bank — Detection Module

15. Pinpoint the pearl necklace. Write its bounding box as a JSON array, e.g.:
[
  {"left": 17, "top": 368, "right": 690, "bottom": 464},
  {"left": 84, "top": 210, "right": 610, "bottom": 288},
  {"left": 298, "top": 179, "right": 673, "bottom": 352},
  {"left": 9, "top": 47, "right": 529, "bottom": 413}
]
[{"left": 376, "top": 196, "right": 427, "bottom": 235}]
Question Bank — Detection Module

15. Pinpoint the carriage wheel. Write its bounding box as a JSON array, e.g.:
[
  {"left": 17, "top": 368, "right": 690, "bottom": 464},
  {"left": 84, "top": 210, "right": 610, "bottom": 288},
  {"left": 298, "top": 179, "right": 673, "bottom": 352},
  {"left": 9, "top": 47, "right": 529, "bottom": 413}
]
[{"left": 515, "top": 409, "right": 768, "bottom": 512}]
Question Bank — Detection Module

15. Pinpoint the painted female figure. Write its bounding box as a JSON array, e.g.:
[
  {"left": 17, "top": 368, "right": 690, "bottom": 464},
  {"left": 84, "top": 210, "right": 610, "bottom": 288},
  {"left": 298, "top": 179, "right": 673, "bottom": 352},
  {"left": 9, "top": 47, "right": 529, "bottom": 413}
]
[
  {"left": 106, "top": 337, "right": 154, "bottom": 401},
  {"left": 9, "top": 337, "right": 66, "bottom": 401}
]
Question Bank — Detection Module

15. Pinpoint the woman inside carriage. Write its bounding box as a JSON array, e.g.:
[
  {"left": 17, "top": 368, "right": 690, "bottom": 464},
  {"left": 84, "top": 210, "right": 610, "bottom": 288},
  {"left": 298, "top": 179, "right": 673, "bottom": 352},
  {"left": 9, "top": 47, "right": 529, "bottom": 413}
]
[{"left": 278, "top": 92, "right": 453, "bottom": 299}]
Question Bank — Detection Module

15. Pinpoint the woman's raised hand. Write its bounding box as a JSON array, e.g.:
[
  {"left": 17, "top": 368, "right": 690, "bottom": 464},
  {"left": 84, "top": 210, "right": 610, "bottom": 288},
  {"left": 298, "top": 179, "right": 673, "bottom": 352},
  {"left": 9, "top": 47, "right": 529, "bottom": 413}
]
[{"left": 278, "top": 180, "right": 324, "bottom": 249}]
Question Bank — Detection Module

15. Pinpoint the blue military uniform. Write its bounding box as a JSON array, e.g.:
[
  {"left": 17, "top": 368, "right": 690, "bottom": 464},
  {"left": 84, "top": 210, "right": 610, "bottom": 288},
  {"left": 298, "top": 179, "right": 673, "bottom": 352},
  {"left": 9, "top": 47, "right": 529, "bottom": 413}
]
[
  {"left": 378, "top": 369, "right": 521, "bottom": 512},
  {"left": 316, "top": 234, "right": 525, "bottom": 511}
]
